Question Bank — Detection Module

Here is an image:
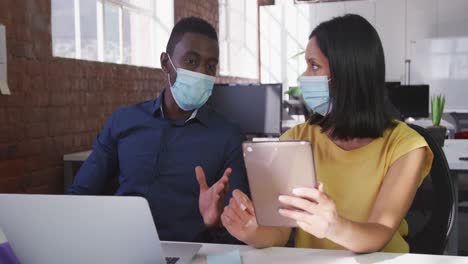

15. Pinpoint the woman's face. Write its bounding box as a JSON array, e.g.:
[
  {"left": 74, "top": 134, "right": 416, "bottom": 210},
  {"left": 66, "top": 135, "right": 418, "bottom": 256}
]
[{"left": 303, "top": 37, "right": 331, "bottom": 78}]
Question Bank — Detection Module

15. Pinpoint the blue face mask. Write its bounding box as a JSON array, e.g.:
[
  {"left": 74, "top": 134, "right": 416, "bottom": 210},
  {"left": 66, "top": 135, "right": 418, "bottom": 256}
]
[
  {"left": 300, "top": 76, "right": 331, "bottom": 115},
  {"left": 167, "top": 56, "right": 216, "bottom": 111}
]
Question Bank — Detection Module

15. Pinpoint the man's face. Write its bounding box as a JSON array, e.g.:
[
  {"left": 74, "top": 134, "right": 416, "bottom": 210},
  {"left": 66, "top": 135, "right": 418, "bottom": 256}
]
[{"left": 161, "top": 32, "right": 219, "bottom": 85}]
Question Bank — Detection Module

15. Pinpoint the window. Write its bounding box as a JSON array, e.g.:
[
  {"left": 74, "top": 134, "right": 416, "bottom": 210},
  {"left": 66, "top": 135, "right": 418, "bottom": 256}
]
[
  {"left": 51, "top": 0, "right": 174, "bottom": 68},
  {"left": 259, "top": 3, "right": 312, "bottom": 90},
  {"left": 219, "top": 0, "right": 259, "bottom": 79}
]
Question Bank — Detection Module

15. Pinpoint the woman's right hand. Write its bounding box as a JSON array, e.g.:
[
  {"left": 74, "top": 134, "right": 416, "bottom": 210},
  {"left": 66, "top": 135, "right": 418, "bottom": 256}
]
[{"left": 221, "top": 189, "right": 258, "bottom": 243}]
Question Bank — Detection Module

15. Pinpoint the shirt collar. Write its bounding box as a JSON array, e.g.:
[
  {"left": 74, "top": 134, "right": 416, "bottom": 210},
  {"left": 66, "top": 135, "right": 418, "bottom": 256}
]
[
  {"left": 160, "top": 105, "right": 198, "bottom": 123},
  {"left": 151, "top": 91, "right": 164, "bottom": 115},
  {"left": 151, "top": 90, "right": 211, "bottom": 126}
]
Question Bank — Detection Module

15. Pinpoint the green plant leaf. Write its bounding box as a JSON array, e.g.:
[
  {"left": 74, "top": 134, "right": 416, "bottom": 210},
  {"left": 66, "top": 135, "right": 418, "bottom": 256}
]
[
  {"left": 290, "top": 50, "right": 305, "bottom": 59},
  {"left": 285, "top": 86, "right": 302, "bottom": 97},
  {"left": 431, "top": 94, "right": 445, "bottom": 126}
]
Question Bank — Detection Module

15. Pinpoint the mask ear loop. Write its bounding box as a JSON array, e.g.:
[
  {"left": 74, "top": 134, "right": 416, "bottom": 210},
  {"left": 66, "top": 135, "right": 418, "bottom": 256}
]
[
  {"left": 167, "top": 54, "right": 177, "bottom": 86},
  {"left": 326, "top": 78, "right": 332, "bottom": 115},
  {"left": 167, "top": 54, "right": 177, "bottom": 72}
]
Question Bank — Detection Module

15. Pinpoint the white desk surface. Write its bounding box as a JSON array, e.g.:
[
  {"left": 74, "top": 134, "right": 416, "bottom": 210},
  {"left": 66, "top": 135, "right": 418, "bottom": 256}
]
[
  {"left": 63, "top": 150, "right": 92, "bottom": 162},
  {"left": 192, "top": 243, "right": 468, "bottom": 263},
  {"left": 443, "top": 139, "right": 468, "bottom": 171}
]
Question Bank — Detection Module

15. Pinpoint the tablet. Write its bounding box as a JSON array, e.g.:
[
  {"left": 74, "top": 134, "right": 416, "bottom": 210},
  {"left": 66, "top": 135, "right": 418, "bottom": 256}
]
[{"left": 242, "top": 140, "right": 317, "bottom": 227}]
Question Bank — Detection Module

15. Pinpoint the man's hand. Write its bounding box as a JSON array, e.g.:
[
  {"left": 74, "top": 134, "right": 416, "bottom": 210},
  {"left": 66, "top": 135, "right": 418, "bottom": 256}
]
[{"left": 196, "top": 166, "right": 232, "bottom": 227}]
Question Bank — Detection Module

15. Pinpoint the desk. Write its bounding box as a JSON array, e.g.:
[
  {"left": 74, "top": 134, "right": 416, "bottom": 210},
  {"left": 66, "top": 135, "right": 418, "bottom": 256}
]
[
  {"left": 443, "top": 140, "right": 468, "bottom": 255},
  {"left": 63, "top": 150, "right": 92, "bottom": 192},
  {"left": 408, "top": 118, "right": 456, "bottom": 138},
  {"left": 192, "top": 243, "right": 468, "bottom": 263},
  {"left": 443, "top": 140, "right": 468, "bottom": 171}
]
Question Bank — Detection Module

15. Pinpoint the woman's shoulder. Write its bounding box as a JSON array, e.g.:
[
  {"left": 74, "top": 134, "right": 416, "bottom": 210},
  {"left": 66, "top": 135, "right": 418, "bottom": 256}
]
[
  {"left": 383, "top": 120, "right": 431, "bottom": 155},
  {"left": 280, "top": 122, "right": 320, "bottom": 141},
  {"left": 384, "top": 120, "right": 434, "bottom": 181},
  {"left": 385, "top": 120, "right": 423, "bottom": 141}
]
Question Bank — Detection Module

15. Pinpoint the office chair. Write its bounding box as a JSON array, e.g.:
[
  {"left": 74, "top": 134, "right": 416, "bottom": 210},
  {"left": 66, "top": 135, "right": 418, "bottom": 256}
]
[
  {"left": 405, "top": 124, "right": 456, "bottom": 254},
  {"left": 450, "top": 113, "right": 468, "bottom": 132},
  {"left": 451, "top": 114, "right": 468, "bottom": 216},
  {"left": 454, "top": 130, "right": 468, "bottom": 139}
]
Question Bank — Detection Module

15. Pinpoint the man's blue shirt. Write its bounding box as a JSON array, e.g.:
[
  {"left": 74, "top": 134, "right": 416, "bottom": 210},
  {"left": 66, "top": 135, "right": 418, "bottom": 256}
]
[{"left": 67, "top": 92, "right": 250, "bottom": 241}]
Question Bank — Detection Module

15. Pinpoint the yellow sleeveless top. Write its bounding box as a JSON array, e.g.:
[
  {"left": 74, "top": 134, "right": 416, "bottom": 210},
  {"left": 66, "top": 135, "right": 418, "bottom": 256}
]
[{"left": 280, "top": 120, "right": 433, "bottom": 253}]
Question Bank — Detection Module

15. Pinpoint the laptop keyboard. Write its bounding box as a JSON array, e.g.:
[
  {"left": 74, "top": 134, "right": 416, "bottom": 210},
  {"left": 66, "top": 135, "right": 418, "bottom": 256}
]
[{"left": 165, "top": 257, "right": 180, "bottom": 264}]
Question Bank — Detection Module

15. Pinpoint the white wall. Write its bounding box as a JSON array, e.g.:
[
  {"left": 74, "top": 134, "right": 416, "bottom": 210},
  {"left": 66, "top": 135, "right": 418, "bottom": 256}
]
[
  {"left": 407, "top": 0, "right": 468, "bottom": 112},
  {"left": 260, "top": 0, "right": 468, "bottom": 88}
]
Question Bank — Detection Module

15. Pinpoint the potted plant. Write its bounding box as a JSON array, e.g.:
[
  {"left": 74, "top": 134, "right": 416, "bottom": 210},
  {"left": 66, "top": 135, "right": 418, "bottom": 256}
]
[
  {"left": 427, "top": 95, "right": 446, "bottom": 147},
  {"left": 285, "top": 86, "right": 302, "bottom": 97}
]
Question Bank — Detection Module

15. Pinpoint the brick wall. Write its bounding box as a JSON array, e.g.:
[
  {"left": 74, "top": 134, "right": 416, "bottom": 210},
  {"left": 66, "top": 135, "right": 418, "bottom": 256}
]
[
  {"left": 0, "top": 0, "right": 258, "bottom": 194},
  {"left": 175, "top": 0, "right": 219, "bottom": 29}
]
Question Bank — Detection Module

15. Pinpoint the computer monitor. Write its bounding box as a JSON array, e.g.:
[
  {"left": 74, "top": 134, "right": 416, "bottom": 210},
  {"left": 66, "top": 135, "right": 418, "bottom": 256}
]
[
  {"left": 386, "top": 84, "right": 429, "bottom": 119},
  {"left": 207, "top": 83, "right": 282, "bottom": 136}
]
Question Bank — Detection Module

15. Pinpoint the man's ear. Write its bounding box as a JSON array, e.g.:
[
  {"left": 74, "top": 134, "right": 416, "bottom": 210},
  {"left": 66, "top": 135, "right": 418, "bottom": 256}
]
[{"left": 160, "top": 52, "right": 169, "bottom": 74}]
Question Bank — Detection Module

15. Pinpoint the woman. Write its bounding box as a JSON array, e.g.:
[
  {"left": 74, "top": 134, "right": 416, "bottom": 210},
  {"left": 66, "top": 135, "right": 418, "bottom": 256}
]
[{"left": 221, "top": 14, "right": 433, "bottom": 253}]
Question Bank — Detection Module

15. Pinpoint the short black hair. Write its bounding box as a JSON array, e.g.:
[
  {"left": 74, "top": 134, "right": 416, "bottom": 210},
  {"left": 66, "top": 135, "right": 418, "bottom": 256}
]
[
  {"left": 166, "top": 17, "right": 218, "bottom": 56},
  {"left": 308, "top": 14, "right": 395, "bottom": 140}
]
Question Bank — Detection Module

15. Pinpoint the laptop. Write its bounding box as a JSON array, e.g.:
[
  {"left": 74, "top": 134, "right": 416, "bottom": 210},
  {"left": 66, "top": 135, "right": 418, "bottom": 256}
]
[{"left": 0, "top": 194, "right": 202, "bottom": 264}]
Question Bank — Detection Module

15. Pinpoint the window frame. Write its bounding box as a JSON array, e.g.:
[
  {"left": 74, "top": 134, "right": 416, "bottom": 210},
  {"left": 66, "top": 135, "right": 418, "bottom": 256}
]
[{"left": 52, "top": 0, "right": 173, "bottom": 68}]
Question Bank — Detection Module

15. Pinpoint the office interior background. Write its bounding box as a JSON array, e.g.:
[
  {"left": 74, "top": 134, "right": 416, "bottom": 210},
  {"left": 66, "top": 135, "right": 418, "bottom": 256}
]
[{"left": 1, "top": 0, "right": 468, "bottom": 256}]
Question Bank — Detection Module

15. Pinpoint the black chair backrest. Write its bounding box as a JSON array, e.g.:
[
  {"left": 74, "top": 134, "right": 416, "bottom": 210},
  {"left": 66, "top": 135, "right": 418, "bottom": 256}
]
[{"left": 406, "top": 124, "right": 456, "bottom": 254}]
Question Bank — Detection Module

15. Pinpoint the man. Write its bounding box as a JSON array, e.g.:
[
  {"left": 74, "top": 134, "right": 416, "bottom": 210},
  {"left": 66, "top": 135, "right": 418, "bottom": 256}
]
[{"left": 67, "top": 17, "right": 250, "bottom": 243}]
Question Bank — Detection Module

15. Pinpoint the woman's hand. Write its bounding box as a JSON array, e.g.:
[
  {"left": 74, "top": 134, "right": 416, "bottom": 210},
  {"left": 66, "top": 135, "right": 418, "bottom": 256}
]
[
  {"left": 278, "top": 183, "right": 340, "bottom": 239},
  {"left": 221, "top": 189, "right": 258, "bottom": 243}
]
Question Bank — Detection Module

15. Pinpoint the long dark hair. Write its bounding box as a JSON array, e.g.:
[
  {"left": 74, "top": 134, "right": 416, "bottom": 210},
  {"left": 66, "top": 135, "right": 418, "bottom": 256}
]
[{"left": 309, "top": 14, "right": 395, "bottom": 140}]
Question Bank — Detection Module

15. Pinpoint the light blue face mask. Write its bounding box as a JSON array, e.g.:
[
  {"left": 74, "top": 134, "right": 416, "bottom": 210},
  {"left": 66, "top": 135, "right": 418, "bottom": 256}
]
[
  {"left": 300, "top": 76, "right": 331, "bottom": 115},
  {"left": 167, "top": 56, "right": 216, "bottom": 111}
]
